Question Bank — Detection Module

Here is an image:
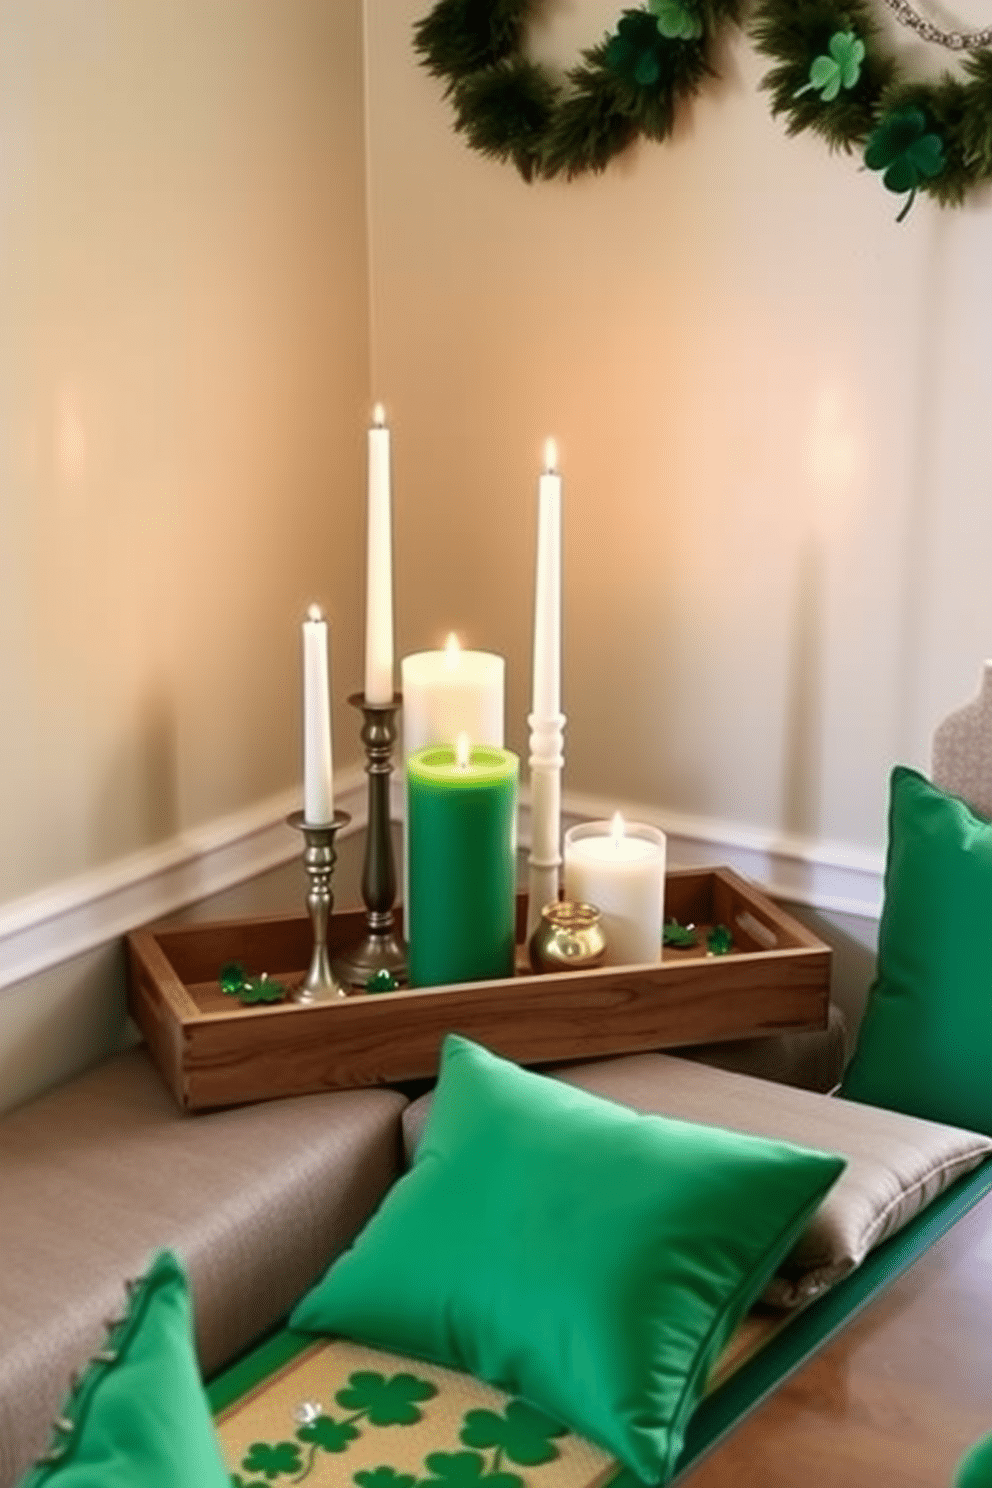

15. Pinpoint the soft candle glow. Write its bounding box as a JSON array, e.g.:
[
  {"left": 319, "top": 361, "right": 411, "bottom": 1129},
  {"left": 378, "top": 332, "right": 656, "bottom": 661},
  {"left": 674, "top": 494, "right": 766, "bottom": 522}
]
[
  {"left": 456, "top": 732, "right": 470, "bottom": 768},
  {"left": 302, "top": 605, "right": 334, "bottom": 825},
  {"left": 444, "top": 633, "right": 460, "bottom": 668},
  {"left": 563, "top": 818, "right": 666, "bottom": 965},
  {"left": 528, "top": 436, "right": 566, "bottom": 934},
  {"left": 364, "top": 402, "right": 394, "bottom": 703}
]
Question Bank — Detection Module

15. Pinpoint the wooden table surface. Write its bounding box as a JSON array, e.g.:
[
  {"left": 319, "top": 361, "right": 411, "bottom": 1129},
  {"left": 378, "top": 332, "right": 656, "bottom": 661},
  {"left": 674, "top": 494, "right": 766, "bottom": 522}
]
[{"left": 684, "top": 1188, "right": 992, "bottom": 1487}]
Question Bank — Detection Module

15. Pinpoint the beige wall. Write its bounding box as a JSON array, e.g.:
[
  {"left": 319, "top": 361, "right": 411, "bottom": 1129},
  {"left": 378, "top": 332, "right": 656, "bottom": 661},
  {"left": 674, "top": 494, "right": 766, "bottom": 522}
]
[
  {"left": 9, "top": 4, "right": 992, "bottom": 1109},
  {"left": 0, "top": 2, "right": 370, "bottom": 1107},
  {"left": 367, "top": 2, "right": 992, "bottom": 855},
  {"left": 0, "top": 1, "right": 370, "bottom": 904}
]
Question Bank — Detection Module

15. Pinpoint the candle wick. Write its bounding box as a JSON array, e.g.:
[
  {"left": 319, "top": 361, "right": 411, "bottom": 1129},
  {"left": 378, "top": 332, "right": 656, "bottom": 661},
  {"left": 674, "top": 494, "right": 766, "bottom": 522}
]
[{"left": 307, "top": 603, "right": 323, "bottom": 623}]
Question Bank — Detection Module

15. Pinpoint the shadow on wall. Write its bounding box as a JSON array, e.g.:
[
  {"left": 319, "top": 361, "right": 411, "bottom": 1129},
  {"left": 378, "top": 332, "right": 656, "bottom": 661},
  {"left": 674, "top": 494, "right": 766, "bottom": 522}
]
[{"left": 0, "top": 942, "right": 129, "bottom": 1118}]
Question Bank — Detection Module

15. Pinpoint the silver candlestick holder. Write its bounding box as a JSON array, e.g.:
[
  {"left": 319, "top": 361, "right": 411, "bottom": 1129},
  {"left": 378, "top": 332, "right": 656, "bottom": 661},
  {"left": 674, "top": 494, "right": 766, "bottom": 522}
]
[
  {"left": 287, "top": 808, "right": 351, "bottom": 1003},
  {"left": 332, "top": 692, "right": 408, "bottom": 990}
]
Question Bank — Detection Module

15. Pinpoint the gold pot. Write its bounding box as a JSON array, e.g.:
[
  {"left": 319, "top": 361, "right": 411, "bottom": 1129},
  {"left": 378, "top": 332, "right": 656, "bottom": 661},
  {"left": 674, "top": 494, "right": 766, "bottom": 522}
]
[{"left": 528, "top": 901, "right": 607, "bottom": 973}]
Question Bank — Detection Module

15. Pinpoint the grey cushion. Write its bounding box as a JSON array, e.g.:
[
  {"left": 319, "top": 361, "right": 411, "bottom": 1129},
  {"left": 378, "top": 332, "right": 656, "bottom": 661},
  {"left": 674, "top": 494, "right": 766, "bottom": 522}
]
[
  {"left": 402, "top": 1049, "right": 992, "bottom": 1308},
  {"left": 0, "top": 1048, "right": 407, "bottom": 1488}
]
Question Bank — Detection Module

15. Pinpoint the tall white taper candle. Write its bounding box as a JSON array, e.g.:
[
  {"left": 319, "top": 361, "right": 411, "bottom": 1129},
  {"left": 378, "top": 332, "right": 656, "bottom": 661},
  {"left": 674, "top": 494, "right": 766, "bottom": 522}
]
[
  {"left": 365, "top": 404, "right": 394, "bottom": 704},
  {"left": 303, "top": 604, "right": 335, "bottom": 825},
  {"left": 527, "top": 438, "right": 566, "bottom": 935}
]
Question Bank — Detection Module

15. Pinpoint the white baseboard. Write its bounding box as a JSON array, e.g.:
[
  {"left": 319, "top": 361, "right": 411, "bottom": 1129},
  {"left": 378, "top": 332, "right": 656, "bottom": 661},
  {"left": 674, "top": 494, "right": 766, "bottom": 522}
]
[
  {"left": 0, "top": 774, "right": 883, "bottom": 996},
  {"left": 0, "top": 768, "right": 368, "bottom": 996}
]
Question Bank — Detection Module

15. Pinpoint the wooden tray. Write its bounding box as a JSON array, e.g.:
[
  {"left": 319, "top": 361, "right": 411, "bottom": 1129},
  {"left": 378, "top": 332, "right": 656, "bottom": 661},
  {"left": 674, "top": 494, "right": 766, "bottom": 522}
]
[{"left": 126, "top": 867, "right": 831, "bottom": 1111}]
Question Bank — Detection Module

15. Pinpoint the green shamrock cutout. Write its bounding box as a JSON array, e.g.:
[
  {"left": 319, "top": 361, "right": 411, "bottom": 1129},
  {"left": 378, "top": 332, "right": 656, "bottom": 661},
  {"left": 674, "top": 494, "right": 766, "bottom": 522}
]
[
  {"left": 604, "top": 10, "right": 669, "bottom": 87},
  {"left": 864, "top": 106, "right": 945, "bottom": 220},
  {"left": 663, "top": 918, "right": 699, "bottom": 948},
  {"left": 365, "top": 969, "right": 400, "bottom": 994},
  {"left": 420, "top": 1450, "right": 523, "bottom": 1488},
  {"left": 648, "top": 0, "right": 703, "bottom": 41},
  {"left": 353, "top": 1471, "right": 418, "bottom": 1488},
  {"left": 217, "top": 962, "right": 286, "bottom": 1005},
  {"left": 335, "top": 1371, "right": 438, "bottom": 1427},
  {"left": 240, "top": 1440, "right": 303, "bottom": 1480},
  {"left": 794, "top": 31, "right": 865, "bottom": 102},
  {"left": 460, "top": 1401, "right": 567, "bottom": 1467},
  {"left": 219, "top": 961, "right": 247, "bottom": 993},
  {"left": 296, "top": 1415, "right": 361, "bottom": 1453},
  {"left": 706, "top": 924, "right": 734, "bottom": 956}
]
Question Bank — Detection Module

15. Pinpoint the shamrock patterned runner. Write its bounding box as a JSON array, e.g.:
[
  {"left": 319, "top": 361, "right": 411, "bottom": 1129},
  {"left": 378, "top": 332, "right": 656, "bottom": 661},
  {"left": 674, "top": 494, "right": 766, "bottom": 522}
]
[{"left": 216, "top": 1338, "right": 620, "bottom": 1488}]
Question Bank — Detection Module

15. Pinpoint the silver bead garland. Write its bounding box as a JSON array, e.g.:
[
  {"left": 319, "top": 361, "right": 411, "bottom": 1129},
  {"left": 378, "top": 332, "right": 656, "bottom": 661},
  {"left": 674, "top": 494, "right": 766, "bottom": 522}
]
[{"left": 879, "top": 0, "right": 992, "bottom": 51}]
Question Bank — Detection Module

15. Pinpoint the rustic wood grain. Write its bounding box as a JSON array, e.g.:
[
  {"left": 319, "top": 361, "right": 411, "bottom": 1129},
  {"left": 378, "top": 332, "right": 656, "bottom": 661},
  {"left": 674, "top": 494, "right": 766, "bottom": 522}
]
[{"left": 125, "top": 868, "right": 831, "bottom": 1110}]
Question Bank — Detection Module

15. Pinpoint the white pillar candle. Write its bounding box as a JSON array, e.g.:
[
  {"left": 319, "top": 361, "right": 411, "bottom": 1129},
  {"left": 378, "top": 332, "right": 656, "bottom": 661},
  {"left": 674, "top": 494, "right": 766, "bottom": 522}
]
[
  {"left": 364, "top": 403, "right": 394, "bottom": 704},
  {"left": 401, "top": 634, "right": 505, "bottom": 757},
  {"left": 528, "top": 436, "right": 566, "bottom": 934},
  {"left": 400, "top": 636, "right": 505, "bottom": 913},
  {"left": 303, "top": 604, "right": 335, "bottom": 825},
  {"left": 563, "top": 814, "right": 666, "bottom": 966}
]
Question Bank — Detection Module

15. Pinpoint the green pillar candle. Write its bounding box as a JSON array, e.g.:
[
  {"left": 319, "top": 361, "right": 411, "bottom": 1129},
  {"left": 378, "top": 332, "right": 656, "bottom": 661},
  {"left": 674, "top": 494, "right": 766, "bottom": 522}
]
[{"left": 407, "top": 742, "right": 519, "bottom": 987}]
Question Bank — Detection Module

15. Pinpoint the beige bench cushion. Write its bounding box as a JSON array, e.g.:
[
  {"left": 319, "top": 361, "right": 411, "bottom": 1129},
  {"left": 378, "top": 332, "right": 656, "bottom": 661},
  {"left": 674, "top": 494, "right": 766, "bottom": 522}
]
[
  {"left": 0, "top": 1048, "right": 407, "bottom": 1488},
  {"left": 402, "top": 1050, "right": 992, "bottom": 1307}
]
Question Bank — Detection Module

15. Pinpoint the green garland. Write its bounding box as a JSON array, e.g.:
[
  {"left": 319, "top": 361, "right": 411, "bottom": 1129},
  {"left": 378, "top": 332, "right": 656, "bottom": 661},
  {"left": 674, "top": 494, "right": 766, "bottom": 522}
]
[
  {"left": 413, "top": 0, "right": 742, "bottom": 181},
  {"left": 750, "top": 0, "right": 992, "bottom": 218}
]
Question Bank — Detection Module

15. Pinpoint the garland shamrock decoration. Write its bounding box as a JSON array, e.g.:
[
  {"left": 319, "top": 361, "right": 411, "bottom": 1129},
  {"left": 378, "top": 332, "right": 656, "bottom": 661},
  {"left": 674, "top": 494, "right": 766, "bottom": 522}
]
[
  {"left": 413, "top": 0, "right": 742, "bottom": 180},
  {"left": 750, "top": 0, "right": 992, "bottom": 218},
  {"left": 414, "top": 0, "right": 992, "bottom": 217}
]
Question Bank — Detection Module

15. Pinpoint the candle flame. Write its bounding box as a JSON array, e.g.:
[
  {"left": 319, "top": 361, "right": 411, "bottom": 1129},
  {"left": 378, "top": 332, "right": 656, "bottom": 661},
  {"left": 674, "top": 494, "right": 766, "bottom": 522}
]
[
  {"left": 610, "top": 812, "right": 625, "bottom": 848},
  {"left": 372, "top": 402, "right": 386, "bottom": 427},
  {"left": 444, "top": 633, "right": 461, "bottom": 668},
  {"left": 455, "top": 732, "right": 471, "bottom": 768},
  {"left": 544, "top": 437, "right": 558, "bottom": 474},
  {"left": 306, "top": 603, "right": 323, "bottom": 623}
]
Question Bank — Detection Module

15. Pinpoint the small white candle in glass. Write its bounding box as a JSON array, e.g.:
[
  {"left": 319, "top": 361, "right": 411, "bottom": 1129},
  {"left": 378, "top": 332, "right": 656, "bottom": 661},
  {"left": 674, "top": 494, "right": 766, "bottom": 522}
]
[{"left": 563, "top": 813, "right": 666, "bottom": 965}]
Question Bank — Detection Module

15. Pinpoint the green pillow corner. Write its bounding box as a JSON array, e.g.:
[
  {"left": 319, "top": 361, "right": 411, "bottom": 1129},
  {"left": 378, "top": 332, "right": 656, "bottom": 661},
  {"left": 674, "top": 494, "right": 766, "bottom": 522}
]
[
  {"left": 956, "top": 1429, "right": 992, "bottom": 1488},
  {"left": 842, "top": 765, "right": 992, "bottom": 1135},
  {"left": 290, "top": 1032, "right": 846, "bottom": 1485},
  {"left": 16, "top": 1249, "right": 229, "bottom": 1488}
]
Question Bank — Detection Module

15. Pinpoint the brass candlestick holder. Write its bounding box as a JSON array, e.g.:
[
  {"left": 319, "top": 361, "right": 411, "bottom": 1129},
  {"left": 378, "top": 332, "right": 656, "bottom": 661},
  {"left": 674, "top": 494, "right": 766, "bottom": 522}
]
[
  {"left": 332, "top": 693, "right": 408, "bottom": 990},
  {"left": 287, "top": 808, "right": 351, "bottom": 1003}
]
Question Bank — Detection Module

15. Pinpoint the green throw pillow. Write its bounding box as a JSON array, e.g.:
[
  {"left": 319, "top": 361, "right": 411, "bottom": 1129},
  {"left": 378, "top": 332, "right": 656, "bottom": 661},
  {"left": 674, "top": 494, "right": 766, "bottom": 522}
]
[
  {"left": 17, "top": 1250, "right": 229, "bottom": 1488},
  {"left": 956, "top": 1430, "right": 992, "bottom": 1487},
  {"left": 842, "top": 766, "right": 992, "bottom": 1133},
  {"left": 290, "top": 1034, "right": 845, "bottom": 1484}
]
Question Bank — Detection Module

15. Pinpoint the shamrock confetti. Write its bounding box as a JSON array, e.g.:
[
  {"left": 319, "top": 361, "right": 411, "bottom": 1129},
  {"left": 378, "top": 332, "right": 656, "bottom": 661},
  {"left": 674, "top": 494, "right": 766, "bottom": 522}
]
[
  {"left": 365, "top": 969, "right": 400, "bottom": 994},
  {"left": 219, "top": 961, "right": 247, "bottom": 993},
  {"left": 794, "top": 30, "right": 864, "bottom": 102},
  {"left": 649, "top": 0, "right": 703, "bottom": 41},
  {"left": 218, "top": 963, "right": 287, "bottom": 1006},
  {"left": 663, "top": 918, "right": 699, "bottom": 949},
  {"left": 706, "top": 924, "right": 734, "bottom": 956},
  {"left": 864, "top": 106, "right": 945, "bottom": 221},
  {"left": 295, "top": 1415, "right": 360, "bottom": 1453}
]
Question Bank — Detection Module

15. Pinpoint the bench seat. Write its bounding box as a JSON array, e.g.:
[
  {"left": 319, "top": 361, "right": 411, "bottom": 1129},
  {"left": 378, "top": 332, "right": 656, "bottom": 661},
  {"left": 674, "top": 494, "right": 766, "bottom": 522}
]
[{"left": 0, "top": 1048, "right": 407, "bottom": 1488}]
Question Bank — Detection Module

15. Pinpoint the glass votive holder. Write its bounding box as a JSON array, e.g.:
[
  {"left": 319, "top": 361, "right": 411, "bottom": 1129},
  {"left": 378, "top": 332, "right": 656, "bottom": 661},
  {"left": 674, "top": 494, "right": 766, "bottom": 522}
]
[{"left": 562, "top": 819, "right": 666, "bottom": 966}]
